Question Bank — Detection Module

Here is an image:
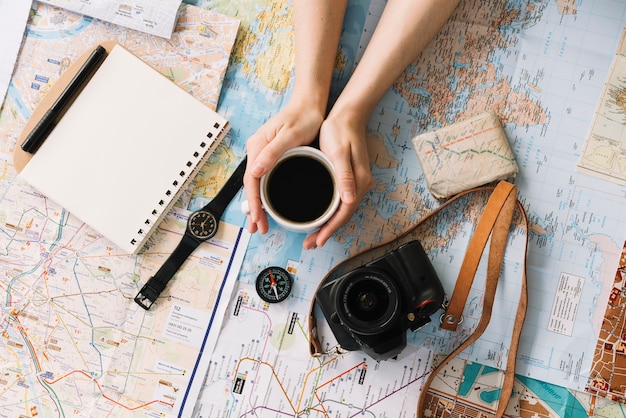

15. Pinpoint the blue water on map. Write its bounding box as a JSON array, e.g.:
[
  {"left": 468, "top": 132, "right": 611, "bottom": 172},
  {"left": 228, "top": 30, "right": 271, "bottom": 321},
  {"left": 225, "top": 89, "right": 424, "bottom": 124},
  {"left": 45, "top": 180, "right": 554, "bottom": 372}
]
[{"left": 517, "top": 376, "right": 587, "bottom": 417}]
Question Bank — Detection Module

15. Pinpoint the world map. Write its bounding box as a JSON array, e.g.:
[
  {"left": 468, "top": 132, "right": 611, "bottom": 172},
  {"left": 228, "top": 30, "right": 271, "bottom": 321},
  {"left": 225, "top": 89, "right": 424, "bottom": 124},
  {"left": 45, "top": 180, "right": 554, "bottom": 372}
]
[
  {"left": 578, "top": 22, "right": 626, "bottom": 185},
  {"left": 189, "top": 0, "right": 626, "bottom": 416}
]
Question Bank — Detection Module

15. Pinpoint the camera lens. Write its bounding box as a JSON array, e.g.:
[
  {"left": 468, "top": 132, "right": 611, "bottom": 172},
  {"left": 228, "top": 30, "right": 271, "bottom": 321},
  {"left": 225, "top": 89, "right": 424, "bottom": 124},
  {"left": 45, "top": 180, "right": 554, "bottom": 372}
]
[
  {"left": 336, "top": 268, "right": 399, "bottom": 335},
  {"left": 347, "top": 282, "right": 387, "bottom": 321}
]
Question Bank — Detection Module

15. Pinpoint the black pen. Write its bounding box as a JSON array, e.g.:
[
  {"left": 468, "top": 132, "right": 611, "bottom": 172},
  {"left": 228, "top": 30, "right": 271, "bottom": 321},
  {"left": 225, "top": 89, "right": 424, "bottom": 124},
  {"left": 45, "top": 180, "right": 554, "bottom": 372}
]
[{"left": 21, "top": 45, "right": 108, "bottom": 154}]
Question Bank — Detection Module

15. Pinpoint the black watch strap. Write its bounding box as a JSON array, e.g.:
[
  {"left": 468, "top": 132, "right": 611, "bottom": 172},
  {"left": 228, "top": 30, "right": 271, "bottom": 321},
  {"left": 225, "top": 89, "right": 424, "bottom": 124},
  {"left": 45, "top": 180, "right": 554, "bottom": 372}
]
[
  {"left": 134, "top": 156, "right": 247, "bottom": 310},
  {"left": 200, "top": 156, "right": 247, "bottom": 218},
  {"left": 134, "top": 233, "right": 199, "bottom": 309}
]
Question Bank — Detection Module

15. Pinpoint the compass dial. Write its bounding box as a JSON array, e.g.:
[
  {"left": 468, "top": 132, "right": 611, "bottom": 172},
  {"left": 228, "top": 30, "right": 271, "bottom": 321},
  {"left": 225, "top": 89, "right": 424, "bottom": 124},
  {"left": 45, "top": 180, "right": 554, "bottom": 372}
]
[{"left": 256, "top": 266, "right": 293, "bottom": 303}]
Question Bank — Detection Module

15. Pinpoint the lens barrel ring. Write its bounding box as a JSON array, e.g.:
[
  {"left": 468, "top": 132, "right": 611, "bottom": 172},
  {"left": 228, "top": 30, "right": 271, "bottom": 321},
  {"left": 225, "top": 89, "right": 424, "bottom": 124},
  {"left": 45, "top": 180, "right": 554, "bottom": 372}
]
[{"left": 335, "top": 267, "right": 400, "bottom": 336}]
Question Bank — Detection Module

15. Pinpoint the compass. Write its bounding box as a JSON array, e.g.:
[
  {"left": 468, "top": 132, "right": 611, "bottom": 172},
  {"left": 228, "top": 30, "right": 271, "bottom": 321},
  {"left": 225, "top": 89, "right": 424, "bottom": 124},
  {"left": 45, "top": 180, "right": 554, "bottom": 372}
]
[{"left": 255, "top": 266, "right": 293, "bottom": 303}]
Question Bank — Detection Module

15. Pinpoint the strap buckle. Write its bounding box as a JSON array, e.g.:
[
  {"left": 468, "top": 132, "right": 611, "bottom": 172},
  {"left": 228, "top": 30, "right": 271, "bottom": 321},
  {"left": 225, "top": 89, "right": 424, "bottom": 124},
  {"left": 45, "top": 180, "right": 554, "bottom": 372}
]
[
  {"left": 317, "top": 344, "right": 349, "bottom": 358},
  {"left": 134, "top": 282, "right": 160, "bottom": 310}
]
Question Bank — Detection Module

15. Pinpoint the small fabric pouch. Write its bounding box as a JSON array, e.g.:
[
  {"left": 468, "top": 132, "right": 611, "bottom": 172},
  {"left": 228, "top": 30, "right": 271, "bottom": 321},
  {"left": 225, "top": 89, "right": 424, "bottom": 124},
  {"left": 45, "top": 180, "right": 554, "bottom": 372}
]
[{"left": 412, "top": 111, "right": 518, "bottom": 199}]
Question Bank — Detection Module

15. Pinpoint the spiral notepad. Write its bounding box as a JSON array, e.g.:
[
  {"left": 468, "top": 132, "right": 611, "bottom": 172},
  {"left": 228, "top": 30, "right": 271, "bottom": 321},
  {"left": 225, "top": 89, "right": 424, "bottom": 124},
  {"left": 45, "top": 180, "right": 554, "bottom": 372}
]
[{"left": 19, "top": 45, "right": 229, "bottom": 254}]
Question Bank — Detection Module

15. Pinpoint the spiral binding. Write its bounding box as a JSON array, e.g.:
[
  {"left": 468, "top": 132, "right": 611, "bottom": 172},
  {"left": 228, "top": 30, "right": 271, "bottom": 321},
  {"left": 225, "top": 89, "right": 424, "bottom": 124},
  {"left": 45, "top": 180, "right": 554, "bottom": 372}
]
[{"left": 129, "top": 121, "right": 229, "bottom": 252}]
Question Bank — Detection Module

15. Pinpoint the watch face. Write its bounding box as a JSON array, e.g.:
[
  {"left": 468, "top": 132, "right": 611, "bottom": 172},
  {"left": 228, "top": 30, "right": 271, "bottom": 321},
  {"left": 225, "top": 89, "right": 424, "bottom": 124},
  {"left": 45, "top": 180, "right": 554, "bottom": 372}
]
[{"left": 188, "top": 210, "right": 218, "bottom": 240}]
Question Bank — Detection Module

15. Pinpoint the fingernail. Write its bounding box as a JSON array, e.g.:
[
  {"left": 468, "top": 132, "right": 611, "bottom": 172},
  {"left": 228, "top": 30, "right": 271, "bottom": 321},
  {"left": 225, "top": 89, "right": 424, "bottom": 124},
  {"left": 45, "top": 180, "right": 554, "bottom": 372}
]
[
  {"left": 341, "top": 191, "right": 355, "bottom": 203},
  {"left": 251, "top": 163, "right": 266, "bottom": 177}
]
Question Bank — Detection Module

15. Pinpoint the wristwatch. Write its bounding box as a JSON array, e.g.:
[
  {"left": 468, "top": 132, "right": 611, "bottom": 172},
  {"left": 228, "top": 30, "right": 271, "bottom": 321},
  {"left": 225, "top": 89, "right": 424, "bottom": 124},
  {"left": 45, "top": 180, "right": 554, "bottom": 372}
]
[{"left": 134, "top": 156, "right": 247, "bottom": 310}]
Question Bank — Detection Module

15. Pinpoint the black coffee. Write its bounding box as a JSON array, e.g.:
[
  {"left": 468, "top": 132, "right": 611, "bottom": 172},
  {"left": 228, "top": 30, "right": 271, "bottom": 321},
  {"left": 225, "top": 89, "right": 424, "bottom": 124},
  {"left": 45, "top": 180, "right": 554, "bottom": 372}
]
[{"left": 266, "top": 155, "right": 334, "bottom": 223}]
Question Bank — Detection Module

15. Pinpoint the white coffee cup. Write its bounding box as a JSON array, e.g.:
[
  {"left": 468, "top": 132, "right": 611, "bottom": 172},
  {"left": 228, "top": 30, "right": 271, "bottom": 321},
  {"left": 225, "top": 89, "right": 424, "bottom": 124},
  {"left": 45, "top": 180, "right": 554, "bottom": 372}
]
[{"left": 241, "top": 146, "right": 340, "bottom": 233}]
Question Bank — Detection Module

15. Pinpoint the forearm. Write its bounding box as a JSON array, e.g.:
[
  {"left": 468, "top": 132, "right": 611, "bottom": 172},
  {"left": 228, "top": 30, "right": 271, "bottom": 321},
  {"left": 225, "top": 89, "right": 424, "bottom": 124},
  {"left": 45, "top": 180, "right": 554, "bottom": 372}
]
[
  {"left": 291, "top": 0, "right": 348, "bottom": 113},
  {"left": 329, "top": 0, "right": 460, "bottom": 123}
]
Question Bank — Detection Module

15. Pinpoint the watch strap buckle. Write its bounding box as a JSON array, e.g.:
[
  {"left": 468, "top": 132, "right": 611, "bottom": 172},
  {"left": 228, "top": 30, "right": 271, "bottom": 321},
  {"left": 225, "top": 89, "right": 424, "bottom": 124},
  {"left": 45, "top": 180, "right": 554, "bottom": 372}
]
[{"left": 134, "top": 279, "right": 163, "bottom": 310}]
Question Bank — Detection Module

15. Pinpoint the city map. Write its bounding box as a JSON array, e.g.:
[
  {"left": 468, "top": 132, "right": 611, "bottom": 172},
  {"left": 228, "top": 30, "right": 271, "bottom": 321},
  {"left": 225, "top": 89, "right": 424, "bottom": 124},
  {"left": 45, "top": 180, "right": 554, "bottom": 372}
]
[
  {"left": 2, "top": 0, "right": 626, "bottom": 417},
  {"left": 0, "top": 3, "right": 245, "bottom": 417},
  {"left": 39, "top": 0, "right": 184, "bottom": 38},
  {"left": 0, "top": 2, "right": 31, "bottom": 104},
  {"left": 587, "top": 240, "right": 626, "bottom": 402}
]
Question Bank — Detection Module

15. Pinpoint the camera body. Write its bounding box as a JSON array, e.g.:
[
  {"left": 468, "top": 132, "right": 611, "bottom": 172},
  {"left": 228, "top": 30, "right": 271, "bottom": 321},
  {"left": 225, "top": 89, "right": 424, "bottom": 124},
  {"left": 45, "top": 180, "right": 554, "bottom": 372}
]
[{"left": 316, "top": 240, "right": 445, "bottom": 361}]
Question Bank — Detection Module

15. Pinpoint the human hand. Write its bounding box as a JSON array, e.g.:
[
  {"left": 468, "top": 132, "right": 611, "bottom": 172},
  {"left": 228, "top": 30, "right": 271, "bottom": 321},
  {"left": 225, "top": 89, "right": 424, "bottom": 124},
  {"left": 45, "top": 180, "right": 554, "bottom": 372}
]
[
  {"left": 302, "top": 113, "right": 373, "bottom": 250},
  {"left": 243, "top": 98, "right": 325, "bottom": 235}
]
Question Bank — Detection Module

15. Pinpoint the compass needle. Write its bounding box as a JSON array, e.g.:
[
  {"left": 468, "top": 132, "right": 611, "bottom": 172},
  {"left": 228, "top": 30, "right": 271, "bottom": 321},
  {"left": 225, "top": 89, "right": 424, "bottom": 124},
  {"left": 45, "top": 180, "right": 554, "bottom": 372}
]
[{"left": 256, "top": 266, "right": 293, "bottom": 303}]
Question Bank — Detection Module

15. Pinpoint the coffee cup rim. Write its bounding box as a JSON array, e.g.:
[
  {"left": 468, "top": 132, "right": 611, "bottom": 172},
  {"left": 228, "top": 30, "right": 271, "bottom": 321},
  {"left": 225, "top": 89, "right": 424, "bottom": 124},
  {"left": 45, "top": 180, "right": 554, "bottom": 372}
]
[{"left": 260, "top": 146, "right": 340, "bottom": 232}]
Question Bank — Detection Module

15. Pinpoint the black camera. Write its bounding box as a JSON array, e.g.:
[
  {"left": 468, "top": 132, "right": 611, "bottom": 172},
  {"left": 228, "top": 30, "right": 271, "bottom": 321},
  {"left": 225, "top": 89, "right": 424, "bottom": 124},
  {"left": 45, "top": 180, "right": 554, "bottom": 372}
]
[{"left": 316, "top": 240, "right": 445, "bottom": 361}]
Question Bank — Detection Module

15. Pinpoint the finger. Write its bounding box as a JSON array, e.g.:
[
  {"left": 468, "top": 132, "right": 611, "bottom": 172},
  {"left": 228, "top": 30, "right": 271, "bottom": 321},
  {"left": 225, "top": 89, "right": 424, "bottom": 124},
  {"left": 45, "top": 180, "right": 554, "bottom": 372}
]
[
  {"left": 248, "top": 129, "right": 295, "bottom": 178},
  {"left": 313, "top": 200, "right": 357, "bottom": 248},
  {"left": 243, "top": 134, "right": 270, "bottom": 232},
  {"left": 251, "top": 212, "right": 270, "bottom": 234},
  {"left": 243, "top": 170, "right": 264, "bottom": 227},
  {"left": 328, "top": 148, "right": 357, "bottom": 207},
  {"left": 303, "top": 231, "right": 320, "bottom": 250},
  {"left": 308, "top": 161, "right": 372, "bottom": 248},
  {"left": 243, "top": 128, "right": 291, "bottom": 234},
  {"left": 246, "top": 215, "right": 259, "bottom": 234}
]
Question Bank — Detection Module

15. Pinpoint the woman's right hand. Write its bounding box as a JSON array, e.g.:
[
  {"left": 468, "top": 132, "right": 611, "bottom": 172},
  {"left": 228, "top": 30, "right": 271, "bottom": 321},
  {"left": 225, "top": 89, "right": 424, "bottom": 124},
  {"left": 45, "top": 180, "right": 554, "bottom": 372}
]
[{"left": 243, "top": 97, "right": 326, "bottom": 235}]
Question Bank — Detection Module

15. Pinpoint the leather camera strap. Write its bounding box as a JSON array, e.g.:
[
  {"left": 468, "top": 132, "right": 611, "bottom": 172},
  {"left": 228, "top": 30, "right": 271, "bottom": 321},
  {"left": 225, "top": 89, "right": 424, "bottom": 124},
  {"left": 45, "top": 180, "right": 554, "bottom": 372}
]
[
  {"left": 307, "top": 181, "right": 528, "bottom": 417},
  {"left": 418, "top": 182, "right": 528, "bottom": 416}
]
